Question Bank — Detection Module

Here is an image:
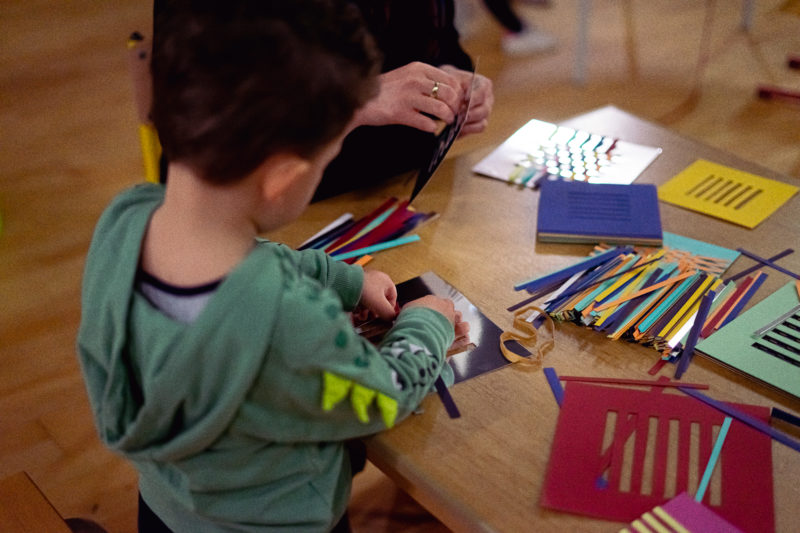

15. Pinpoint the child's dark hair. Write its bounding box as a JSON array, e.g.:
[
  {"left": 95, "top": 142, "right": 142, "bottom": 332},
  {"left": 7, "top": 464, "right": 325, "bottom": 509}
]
[{"left": 150, "top": 0, "right": 381, "bottom": 184}]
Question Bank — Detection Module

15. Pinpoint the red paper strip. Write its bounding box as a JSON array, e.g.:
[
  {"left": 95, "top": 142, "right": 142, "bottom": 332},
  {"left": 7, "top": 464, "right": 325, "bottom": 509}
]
[
  {"left": 324, "top": 197, "right": 398, "bottom": 253},
  {"left": 559, "top": 376, "right": 709, "bottom": 389},
  {"left": 700, "top": 276, "right": 753, "bottom": 338}
]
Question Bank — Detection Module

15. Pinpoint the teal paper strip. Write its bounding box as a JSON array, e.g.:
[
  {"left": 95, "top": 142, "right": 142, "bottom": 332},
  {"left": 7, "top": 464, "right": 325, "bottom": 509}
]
[
  {"left": 637, "top": 273, "right": 701, "bottom": 333},
  {"left": 607, "top": 267, "right": 681, "bottom": 338},
  {"left": 331, "top": 234, "right": 420, "bottom": 260},
  {"left": 353, "top": 202, "right": 399, "bottom": 240},
  {"left": 695, "top": 416, "right": 732, "bottom": 503},
  {"left": 662, "top": 232, "right": 740, "bottom": 266}
]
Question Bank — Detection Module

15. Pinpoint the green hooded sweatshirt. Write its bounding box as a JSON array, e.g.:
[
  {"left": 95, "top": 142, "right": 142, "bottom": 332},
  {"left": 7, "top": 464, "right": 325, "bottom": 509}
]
[{"left": 77, "top": 184, "right": 454, "bottom": 532}]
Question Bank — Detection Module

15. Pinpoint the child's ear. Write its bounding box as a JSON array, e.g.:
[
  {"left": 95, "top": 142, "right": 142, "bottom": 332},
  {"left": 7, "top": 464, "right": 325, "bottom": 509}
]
[{"left": 258, "top": 153, "right": 312, "bottom": 203}]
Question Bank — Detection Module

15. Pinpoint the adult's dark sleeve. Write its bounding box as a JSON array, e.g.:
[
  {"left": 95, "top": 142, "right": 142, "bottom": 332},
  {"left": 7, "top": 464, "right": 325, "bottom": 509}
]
[
  {"left": 153, "top": 0, "right": 472, "bottom": 200},
  {"left": 314, "top": 0, "right": 473, "bottom": 201}
]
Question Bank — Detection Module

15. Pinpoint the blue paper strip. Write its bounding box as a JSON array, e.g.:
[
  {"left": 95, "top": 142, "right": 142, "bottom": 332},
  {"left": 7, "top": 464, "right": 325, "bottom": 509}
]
[
  {"left": 771, "top": 407, "right": 800, "bottom": 428},
  {"left": 675, "top": 289, "right": 716, "bottom": 379},
  {"left": 434, "top": 377, "right": 461, "bottom": 418},
  {"left": 718, "top": 272, "right": 767, "bottom": 329},
  {"left": 544, "top": 367, "right": 564, "bottom": 407},
  {"left": 514, "top": 247, "right": 630, "bottom": 293},
  {"left": 724, "top": 249, "right": 793, "bottom": 283},
  {"left": 549, "top": 255, "right": 633, "bottom": 305},
  {"left": 737, "top": 247, "right": 800, "bottom": 280},
  {"left": 678, "top": 387, "right": 800, "bottom": 453}
]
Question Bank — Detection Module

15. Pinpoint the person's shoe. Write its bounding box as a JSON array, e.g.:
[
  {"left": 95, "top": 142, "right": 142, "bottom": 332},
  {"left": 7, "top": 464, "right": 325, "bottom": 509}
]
[{"left": 502, "top": 27, "right": 557, "bottom": 55}]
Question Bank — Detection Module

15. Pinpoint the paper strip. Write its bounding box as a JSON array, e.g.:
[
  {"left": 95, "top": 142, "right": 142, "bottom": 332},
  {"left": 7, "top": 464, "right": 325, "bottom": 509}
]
[
  {"left": 595, "top": 272, "right": 694, "bottom": 312},
  {"left": 701, "top": 278, "right": 753, "bottom": 337},
  {"left": 695, "top": 416, "right": 732, "bottom": 502},
  {"left": 669, "top": 282, "right": 737, "bottom": 348},
  {"left": 328, "top": 201, "right": 400, "bottom": 253},
  {"left": 592, "top": 261, "right": 657, "bottom": 327},
  {"left": 675, "top": 290, "right": 716, "bottom": 379},
  {"left": 637, "top": 274, "right": 701, "bottom": 334},
  {"left": 521, "top": 272, "right": 585, "bottom": 323},
  {"left": 514, "top": 247, "right": 630, "bottom": 292},
  {"left": 753, "top": 302, "right": 800, "bottom": 337},
  {"left": 561, "top": 252, "right": 644, "bottom": 304},
  {"left": 324, "top": 198, "right": 397, "bottom": 253},
  {"left": 666, "top": 279, "right": 722, "bottom": 343},
  {"left": 771, "top": 407, "right": 800, "bottom": 428},
  {"left": 544, "top": 367, "right": 564, "bottom": 406},
  {"left": 678, "top": 387, "right": 800, "bottom": 453},
  {"left": 434, "top": 377, "right": 460, "bottom": 419},
  {"left": 724, "top": 248, "right": 793, "bottom": 283},
  {"left": 648, "top": 358, "right": 669, "bottom": 375},
  {"left": 298, "top": 213, "right": 353, "bottom": 249},
  {"left": 737, "top": 247, "right": 800, "bottom": 280},
  {"left": 559, "top": 376, "right": 709, "bottom": 389},
  {"left": 331, "top": 235, "right": 420, "bottom": 260},
  {"left": 572, "top": 260, "right": 634, "bottom": 313},
  {"left": 658, "top": 276, "right": 716, "bottom": 340},
  {"left": 718, "top": 271, "right": 767, "bottom": 329}
]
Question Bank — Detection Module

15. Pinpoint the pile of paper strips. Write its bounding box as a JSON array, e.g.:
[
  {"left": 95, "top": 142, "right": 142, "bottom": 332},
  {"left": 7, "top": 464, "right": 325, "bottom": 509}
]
[
  {"left": 298, "top": 197, "right": 437, "bottom": 264},
  {"left": 510, "top": 233, "right": 751, "bottom": 363}
]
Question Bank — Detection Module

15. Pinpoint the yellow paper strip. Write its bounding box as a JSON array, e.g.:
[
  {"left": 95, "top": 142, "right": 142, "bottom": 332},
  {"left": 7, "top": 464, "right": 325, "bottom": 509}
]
[
  {"left": 656, "top": 275, "right": 716, "bottom": 339},
  {"left": 593, "top": 256, "right": 641, "bottom": 302},
  {"left": 663, "top": 278, "right": 723, "bottom": 340},
  {"left": 609, "top": 285, "right": 673, "bottom": 341},
  {"left": 593, "top": 264, "right": 659, "bottom": 327}
]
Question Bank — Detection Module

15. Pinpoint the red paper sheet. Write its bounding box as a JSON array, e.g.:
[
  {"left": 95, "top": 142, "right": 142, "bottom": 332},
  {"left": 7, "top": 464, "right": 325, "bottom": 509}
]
[{"left": 541, "top": 382, "right": 774, "bottom": 533}]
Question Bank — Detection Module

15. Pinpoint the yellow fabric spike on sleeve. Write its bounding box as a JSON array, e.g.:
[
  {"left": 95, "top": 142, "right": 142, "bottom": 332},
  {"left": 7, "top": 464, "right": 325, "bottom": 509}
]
[
  {"left": 375, "top": 393, "right": 399, "bottom": 428},
  {"left": 322, "top": 372, "right": 399, "bottom": 427},
  {"left": 322, "top": 372, "right": 353, "bottom": 411},
  {"left": 350, "top": 384, "right": 377, "bottom": 423}
]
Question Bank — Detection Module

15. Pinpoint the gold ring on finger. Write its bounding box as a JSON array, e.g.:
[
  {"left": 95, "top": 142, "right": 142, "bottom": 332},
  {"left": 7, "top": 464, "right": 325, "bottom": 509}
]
[{"left": 431, "top": 81, "right": 440, "bottom": 99}]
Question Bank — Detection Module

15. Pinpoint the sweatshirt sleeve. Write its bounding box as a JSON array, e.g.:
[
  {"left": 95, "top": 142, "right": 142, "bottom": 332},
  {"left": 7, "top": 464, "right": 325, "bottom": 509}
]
[
  {"left": 267, "top": 242, "right": 364, "bottom": 311},
  {"left": 234, "top": 269, "right": 455, "bottom": 443}
]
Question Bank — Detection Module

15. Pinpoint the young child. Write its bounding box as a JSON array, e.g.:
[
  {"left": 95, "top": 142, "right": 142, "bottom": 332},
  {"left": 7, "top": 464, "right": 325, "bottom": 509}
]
[{"left": 77, "top": 1, "right": 465, "bottom": 531}]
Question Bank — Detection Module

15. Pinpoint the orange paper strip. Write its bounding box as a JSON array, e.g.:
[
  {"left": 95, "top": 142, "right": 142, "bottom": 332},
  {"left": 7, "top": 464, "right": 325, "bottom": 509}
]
[{"left": 594, "top": 271, "right": 694, "bottom": 312}]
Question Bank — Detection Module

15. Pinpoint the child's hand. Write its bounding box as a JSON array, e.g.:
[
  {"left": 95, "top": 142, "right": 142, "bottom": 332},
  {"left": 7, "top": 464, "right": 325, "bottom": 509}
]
[
  {"left": 359, "top": 269, "right": 399, "bottom": 320},
  {"left": 402, "top": 295, "right": 457, "bottom": 325},
  {"left": 449, "top": 311, "right": 471, "bottom": 353}
]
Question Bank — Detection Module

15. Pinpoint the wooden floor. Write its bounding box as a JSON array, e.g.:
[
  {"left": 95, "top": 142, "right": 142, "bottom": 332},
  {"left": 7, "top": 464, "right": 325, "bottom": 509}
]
[{"left": 1, "top": 1, "right": 798, "bottom": 531}]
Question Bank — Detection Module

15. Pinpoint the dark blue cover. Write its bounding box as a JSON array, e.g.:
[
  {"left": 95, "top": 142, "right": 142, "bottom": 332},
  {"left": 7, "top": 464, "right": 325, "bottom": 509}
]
[{"left": 536, "top": 181, "right": 663, "bottom": 245}]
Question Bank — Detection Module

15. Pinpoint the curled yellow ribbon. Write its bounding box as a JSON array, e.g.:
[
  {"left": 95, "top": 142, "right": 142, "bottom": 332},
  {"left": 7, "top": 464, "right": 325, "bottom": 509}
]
[{"left": 499, "top": 305, "right": 555, "bottom": 365}]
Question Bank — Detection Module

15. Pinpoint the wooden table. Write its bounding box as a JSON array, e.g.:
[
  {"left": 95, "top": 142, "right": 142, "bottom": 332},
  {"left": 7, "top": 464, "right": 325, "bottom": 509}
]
[
  {"left": 268, "top": 106, "right": 800, "bottom": 532},
  {"left": 0, "top": 471, "right": 72, "bottom": 533}
]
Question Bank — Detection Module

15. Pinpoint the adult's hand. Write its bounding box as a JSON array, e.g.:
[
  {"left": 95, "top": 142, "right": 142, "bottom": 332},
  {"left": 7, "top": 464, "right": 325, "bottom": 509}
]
[
  {"left": 349, "top": 62, "right": 465, "bottom": 133},
  {"left": 440, "top": 65, "right": 494, "bottom": 136}
]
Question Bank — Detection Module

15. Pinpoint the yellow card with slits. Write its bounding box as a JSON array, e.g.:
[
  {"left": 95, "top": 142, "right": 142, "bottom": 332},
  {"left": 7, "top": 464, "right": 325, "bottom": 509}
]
[{"left": 658, "top": 159, "right": 798, "bottom": 228}]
